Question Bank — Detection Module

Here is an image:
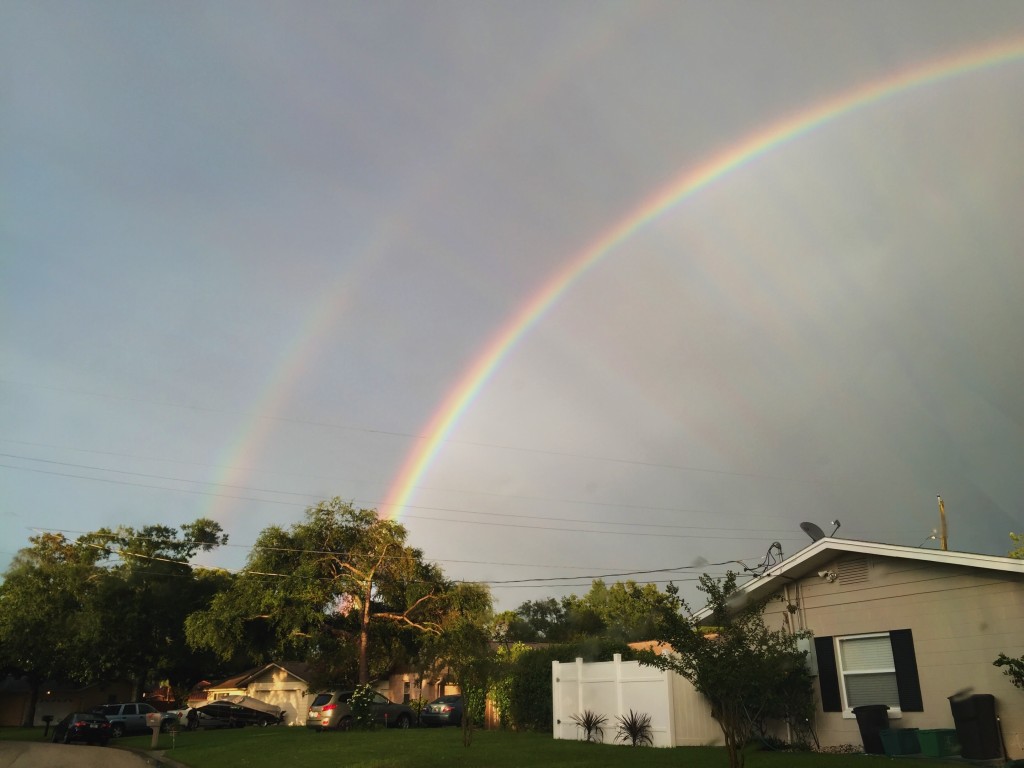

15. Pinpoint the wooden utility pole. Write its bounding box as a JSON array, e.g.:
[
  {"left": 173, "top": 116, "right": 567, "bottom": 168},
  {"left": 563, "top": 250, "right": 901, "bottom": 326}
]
[{"left": 937, "top": 495, "right": 948, "bottom": 551}]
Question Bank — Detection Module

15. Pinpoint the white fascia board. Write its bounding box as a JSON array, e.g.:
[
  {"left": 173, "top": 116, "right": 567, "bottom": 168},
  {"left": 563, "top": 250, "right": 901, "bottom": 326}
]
[{"left": 693, "top": 538, "right": 1024, "bottom": 620}]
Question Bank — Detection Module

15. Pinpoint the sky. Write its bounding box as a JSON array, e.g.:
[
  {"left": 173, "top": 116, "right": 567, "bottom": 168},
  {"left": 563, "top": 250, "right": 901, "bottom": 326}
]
[{"left": 3, "top": 1, "right": 1023, "bottom": 611}]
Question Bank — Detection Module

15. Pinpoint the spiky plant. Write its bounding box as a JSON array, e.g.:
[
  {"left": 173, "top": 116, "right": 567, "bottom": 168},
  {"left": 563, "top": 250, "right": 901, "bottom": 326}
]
[
  {"left": 616, "top": 709, "right": 653, "bottom": 746},
  {"left": 569, "top": 710, "right": 608, "bottom": 743}
]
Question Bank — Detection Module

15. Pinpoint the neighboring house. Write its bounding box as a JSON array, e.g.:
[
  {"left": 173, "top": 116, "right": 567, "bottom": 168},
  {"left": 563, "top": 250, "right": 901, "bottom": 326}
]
[
  {"left": 0, "top": 676, "right": 133, "bottom": 727},
  {"left": 206, "top": 662, "right": 314, "bottom": 726},
  {"left": 712, "top": 538, "right": 1024, "bottom": 759},
  {"left": 554, "top": 538, "right": 1024, "bottom": 758}
]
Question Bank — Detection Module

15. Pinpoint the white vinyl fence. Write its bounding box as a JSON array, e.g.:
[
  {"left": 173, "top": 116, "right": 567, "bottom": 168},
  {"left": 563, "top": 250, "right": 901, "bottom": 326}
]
[{"left": 552, "top": 653, "right": 722, "bottom": 748}]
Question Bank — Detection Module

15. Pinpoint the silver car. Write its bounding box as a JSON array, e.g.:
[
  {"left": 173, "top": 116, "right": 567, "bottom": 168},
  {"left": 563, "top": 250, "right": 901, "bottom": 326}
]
[
  {"left": 93, "top": 702, "right": 176, "bottom": 737},
  {"left": 306, "top": 690, "right": 413, "bottom": 730}
]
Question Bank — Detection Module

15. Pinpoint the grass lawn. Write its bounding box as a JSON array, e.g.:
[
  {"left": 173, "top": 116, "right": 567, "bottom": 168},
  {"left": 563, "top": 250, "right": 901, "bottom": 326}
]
[{"left": 2, "top": 725, "right": 961, "bottom": 768}]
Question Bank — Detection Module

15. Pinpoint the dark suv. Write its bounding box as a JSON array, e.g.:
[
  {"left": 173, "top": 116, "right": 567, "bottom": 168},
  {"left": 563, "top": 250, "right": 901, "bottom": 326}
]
[
  {"left": 306, "top": 690, "right": 413, "bottom": 730},
  {"left": 93, "top": 702, "right": 176, "bottom": 737}
]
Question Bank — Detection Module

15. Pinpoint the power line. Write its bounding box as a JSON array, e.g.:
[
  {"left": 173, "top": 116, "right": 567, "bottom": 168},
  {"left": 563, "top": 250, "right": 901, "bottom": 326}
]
[
  {"left": 30, "top": 527, "right": 764, "bottom": 579},
  {"left": 0, "top": 378, "right": 822, "bottom": 484},
  {"left": 3, "top": 461, "right": 808, "bottom": 540}
]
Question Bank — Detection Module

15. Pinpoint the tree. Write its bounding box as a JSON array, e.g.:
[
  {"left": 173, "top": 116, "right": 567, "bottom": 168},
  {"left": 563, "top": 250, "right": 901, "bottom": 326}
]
[
  {"left": 639, "top": 575, "right": 813, "bottom": 768},
  {"left": 186, "top": 498, "right": 449, "bottom": 684},
  {"left": 419, "top": 582, "right": 494, "bottom": 746},
  {"left": 0, "top": 533, "right": 105, "bottom": 725},
  {"left": 0, "top": 520, "right": 227, "bottom": 723},
  {"left": 79, "top": 520, "right": 229, "bottom": 697},
  {"left": 502, "top": 580, "right": 678, "bottom": 644}
]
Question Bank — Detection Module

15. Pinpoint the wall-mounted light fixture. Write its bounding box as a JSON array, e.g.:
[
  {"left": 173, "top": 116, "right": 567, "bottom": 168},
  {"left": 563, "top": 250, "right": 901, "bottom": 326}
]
[{"left": 817, "top": 570, "right": 838, "bottom": 583}]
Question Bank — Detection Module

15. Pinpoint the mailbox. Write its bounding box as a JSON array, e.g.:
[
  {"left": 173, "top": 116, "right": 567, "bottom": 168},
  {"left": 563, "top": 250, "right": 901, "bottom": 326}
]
[{"left": 146, "top": 712, "right": 163, "bottom": 728}]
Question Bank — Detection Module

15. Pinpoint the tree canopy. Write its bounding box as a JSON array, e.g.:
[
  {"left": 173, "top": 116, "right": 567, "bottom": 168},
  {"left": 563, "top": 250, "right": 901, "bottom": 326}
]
[
  {"left": 0, "top": 520, "right": 229, "bottom": 725},
  {"left": 498, "top": 579, "right": 677, "bottom": 644},
  {"left": 185, "top": 498, "right": 454, "bottom": 684}
]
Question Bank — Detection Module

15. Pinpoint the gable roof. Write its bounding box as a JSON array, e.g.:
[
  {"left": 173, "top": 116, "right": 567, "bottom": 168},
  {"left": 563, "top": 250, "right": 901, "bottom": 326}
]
[
  {"left": 209, "top": 661, "right": 313, "bottom": 691},
  {"left": 697, "top": 537, "right": 1024, "bottom": 618}
]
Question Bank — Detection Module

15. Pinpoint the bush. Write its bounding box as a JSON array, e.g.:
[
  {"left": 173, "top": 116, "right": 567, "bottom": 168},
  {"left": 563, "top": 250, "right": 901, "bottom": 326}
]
[
  {"left": 615, "top": 709, "right": 653, "bottom": 746},
  {"left": 348, "top": 684, "right": 377, "bottom": 730},
  {"left": 569, "top": 710, "right": 608, "bottom": 743}
]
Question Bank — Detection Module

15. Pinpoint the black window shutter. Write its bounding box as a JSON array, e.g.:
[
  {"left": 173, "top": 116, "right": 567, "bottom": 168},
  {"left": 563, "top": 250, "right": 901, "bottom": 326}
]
[
  {"left": 890, "top": 629, "right": 923, "bottom": 711},
  {"left": 814, "top": 636, "right": 843, "bottom": 712}
]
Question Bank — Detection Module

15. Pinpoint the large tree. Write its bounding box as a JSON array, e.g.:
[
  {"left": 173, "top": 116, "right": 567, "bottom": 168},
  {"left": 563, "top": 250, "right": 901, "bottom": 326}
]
[
  {"left": 0, "top": 520, "right": 227, "bottom": 723},
  {"left": 639, "top": 575, "right": 813, "bottom": 768},
  {"left": 186, "top": 498, "right": 450, "bottom": 684},
  {"left": 0, "top": 533, "right": 105, "bottom": 724},
  {"left": 79, "top": 520, "right": 230, "bottom": 696}
]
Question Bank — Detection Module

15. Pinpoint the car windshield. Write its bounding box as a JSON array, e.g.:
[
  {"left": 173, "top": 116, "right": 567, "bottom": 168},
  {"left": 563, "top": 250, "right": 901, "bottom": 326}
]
[
  {"left": 96, "top": 705, "right": 119, "bottom": 715},
  {"left": 311, "top": 693, "right": 333, "bottom": 706}
]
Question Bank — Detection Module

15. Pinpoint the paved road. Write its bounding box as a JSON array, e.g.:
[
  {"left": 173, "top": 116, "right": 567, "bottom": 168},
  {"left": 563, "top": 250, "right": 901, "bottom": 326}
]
[{"left": 0, "top": 742, "right": 165, "bottom": 768}]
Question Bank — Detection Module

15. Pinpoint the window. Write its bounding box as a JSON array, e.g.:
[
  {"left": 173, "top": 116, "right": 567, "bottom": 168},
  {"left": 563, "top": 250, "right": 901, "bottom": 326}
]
[
  {"left": 837, "top": 633, "right": 899, "bottom": 713},
  {"left": 814, "top": 628, "right": 922, "bottom": 715}
]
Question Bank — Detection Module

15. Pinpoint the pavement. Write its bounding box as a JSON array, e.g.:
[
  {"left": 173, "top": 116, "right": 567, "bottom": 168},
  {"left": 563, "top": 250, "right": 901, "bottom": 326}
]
[{"left": 0, "top": 741, "right": 180, "bottom": 768}]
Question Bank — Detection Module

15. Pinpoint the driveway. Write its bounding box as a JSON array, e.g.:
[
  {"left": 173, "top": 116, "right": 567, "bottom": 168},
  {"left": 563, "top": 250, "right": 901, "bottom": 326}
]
[{"left": 0, "top": 742, "right": 166, "bottom": 768}]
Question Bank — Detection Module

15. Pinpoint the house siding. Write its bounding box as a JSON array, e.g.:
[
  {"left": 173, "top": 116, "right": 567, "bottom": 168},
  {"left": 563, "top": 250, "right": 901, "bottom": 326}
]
[{"left": 763, "top": 555, "right": 1024, "bottom": 758}]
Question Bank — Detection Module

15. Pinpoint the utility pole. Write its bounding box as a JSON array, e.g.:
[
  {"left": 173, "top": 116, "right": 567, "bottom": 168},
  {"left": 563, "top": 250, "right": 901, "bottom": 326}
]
[{"left": 937, "top": 495, "right": 948, "bottom": 551}]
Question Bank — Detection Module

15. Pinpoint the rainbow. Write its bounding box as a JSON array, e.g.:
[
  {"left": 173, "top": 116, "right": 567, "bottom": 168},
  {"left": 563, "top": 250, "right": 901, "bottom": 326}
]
[{"left": 381, "top": 35, "right": 1024, "bottom": 520}]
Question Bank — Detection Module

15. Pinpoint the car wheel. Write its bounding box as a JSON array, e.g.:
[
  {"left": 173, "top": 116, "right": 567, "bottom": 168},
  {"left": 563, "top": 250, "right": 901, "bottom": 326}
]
[
  {"left": 396, "top": 714, "right": 411, "bottom": 729},
  {"left": 338, "top": 716, "right": 353, "bottom": 731},
  {"left": 110, "top": 723, "right": 125, "bottom": 738}
]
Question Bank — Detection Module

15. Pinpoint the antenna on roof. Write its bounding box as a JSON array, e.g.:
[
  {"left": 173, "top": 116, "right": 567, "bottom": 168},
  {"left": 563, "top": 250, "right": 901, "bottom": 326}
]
[
  {"left": 800, "top": 522, "right": 825, "bottom": 541},
  {"left": 937, "top": 496, "right": 948, "bottom": 551},
  {"left": 829, "top": 519, "right": 841, "bottom": 536}
]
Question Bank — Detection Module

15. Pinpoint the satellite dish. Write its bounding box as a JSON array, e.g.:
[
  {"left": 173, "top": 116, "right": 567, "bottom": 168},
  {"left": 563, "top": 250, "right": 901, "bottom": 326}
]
[{"left": 800, "top": 522, "right": 825, "bottom": 541}]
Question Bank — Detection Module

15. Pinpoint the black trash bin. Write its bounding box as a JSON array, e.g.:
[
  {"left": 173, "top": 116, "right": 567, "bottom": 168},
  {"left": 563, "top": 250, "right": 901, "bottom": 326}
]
[
  {"left": 948, "top": 693, "right": 1001, "bottom": 760},
  {"left": 852, "top": 704, "right": 890, "bottom": 755}
]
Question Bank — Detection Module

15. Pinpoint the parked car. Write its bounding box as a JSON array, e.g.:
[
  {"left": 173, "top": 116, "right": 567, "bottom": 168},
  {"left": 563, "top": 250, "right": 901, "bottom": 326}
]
[
  {"left": 420, "top": 694, "right": 463, "bottom": 727},
  {"left": 306, "top": 690, "right": 413, "bottom": 730},
  {"left": 196, "top": 696, "right": 283, "bottom": 727},
  {"left": 51, "top": 712, "right": 112, "bottom": 746},
  {"left": 92, "top": 702, "right": 177, "bottom": 737}
]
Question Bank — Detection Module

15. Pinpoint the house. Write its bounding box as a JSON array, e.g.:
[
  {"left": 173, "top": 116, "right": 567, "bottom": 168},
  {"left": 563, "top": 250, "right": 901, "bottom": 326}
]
[
  {"left": 0, "top": 676, "right": 133, "bottom": 727},
  {"left": 206, "top": 662, "right": 314, "bottom": 726},
  {"left": 553, "top": 538, "right": 1024, "bottom": 758},
  {"left": 715, "top": 538, "right": 1024, "bottom": 759}
]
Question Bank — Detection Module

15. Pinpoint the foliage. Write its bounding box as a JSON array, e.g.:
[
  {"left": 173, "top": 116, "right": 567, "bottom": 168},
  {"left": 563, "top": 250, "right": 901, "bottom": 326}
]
[
  {"left": 500, "top": 639, "right": 637, "bottom": 732},
  {"left": 0, "top": 521, "right": 228, "bottom": 725},
  {"left": 1009, "top": 532, "right": 1024, "bottom": 559},
  {"left": 490, "top": 642, "right": 530, "bottom": 729},
  {"left": 409, "top": 696, "right": 430, "bottom": 724},
  {"left": 639, "top": 575, "right": 815, "bottom": 768},
  {"left": 500, "top": 580, "right": 679, "bottom": 643},
  {"left": 615, "top": 709, "right": 653, "bottom": 746},
  {"left": 569, "top": 710, "right": 608, "bottom": 743},
  {"left": 348, "top": 684, "right": 377, "bottom": 730},
  {"left": 185, "top": 498, "right": 450, "bottom": 684},
  {"left": 418, "top": 582, "right": 495, "bottom": 745},
  {"left": 994, "top": 653, "right": 1024, "bottom": 689}
]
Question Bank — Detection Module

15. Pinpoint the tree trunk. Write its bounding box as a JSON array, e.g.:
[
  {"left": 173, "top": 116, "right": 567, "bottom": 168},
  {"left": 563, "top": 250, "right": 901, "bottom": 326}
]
[
  {"left": 21, "top": 678, "right": 41, "bottom": 728},
  {"left": 358, "top": 586, "right": 372, "bottom": 684}
]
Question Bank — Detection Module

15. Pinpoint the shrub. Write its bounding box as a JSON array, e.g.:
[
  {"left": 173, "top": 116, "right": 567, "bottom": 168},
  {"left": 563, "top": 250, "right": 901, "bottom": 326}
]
[
  {"left": 615, "top": 709, "right": 653, "bottom": 746},
  {"left": 348, "top": 684, "right": 377, "bottom": 730},
  {"left": 569, "top": 710, "right": 608, "bottom": 743}
]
